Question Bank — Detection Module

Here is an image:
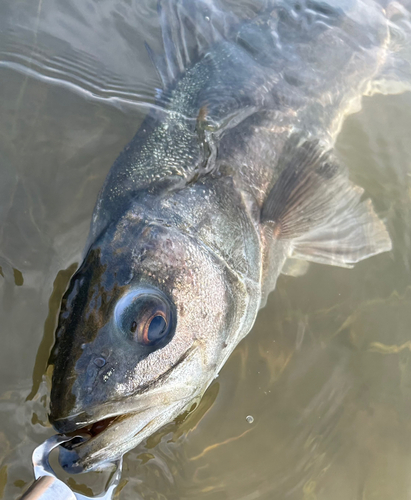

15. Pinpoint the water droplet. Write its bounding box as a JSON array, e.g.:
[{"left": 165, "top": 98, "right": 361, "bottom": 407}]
[{"left": 246, "top": 415, "right": 254, "bottom": 424}]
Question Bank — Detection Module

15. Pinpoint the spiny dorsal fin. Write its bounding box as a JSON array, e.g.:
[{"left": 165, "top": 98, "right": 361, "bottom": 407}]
[
  {"left": 261, "top": 135, "right": 392, "bottom": 267},
  {"left": 149, "top": 0, "right": 240, "bottom": 88}
]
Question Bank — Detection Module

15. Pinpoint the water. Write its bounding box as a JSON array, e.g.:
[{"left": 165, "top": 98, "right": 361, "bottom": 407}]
[{"left": 1, "top": 0, "right": 411, "bottom": 499}]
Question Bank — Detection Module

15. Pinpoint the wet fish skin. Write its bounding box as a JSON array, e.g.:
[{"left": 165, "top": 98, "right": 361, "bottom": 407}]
[{"left": 49, "top": 0, "right": 395, "bottom": 472}]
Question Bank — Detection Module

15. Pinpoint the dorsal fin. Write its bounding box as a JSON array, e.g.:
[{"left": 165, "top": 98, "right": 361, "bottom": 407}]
[{"left": 147, "top": 0, "right": 241, "bottom": 88}]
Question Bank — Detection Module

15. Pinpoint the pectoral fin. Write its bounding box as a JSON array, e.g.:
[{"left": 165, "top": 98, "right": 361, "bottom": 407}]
[{"left": 261, "top": 135, "right": 392, "bottom": 268}]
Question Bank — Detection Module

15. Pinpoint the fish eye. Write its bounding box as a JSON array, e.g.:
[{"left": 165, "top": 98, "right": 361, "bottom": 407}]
[
  {"left": 114, "top": 288, "right": 174, "bottom": 346},
  {"left": 145, "top": 315, "right": 167, "bottom": 343}
]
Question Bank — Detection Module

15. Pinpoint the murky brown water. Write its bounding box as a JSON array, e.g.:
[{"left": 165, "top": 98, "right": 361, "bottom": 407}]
[{"left": 1, "top": 1, "right": 411, "bottom": 499}]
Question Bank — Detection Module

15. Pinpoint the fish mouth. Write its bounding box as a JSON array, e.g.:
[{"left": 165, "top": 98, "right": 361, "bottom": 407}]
[
  {"left": 61, "top": 415, "right": 121, "bottom": 445},
  {"left": 55, "top": 411, "right": 138, "bottom": 474},
  {"left": 53, "top": 410, "right": 125, "bottom": 436},
  {"left": 53, "top": 391, "right": 196, "bottom": 473}
]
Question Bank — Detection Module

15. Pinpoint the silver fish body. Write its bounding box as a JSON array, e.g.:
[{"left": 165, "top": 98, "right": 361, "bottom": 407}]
[{"left": 48, "top": 0, "right": 399, "bottom": 472}]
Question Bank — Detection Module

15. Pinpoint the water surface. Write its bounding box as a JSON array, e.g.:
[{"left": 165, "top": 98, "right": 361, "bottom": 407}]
[{"left": 1, "top": 1, "right": 411, "bottom": 499}]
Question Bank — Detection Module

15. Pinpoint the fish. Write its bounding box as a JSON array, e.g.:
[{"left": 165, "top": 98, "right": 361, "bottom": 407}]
[{"left": 48, "top": 0, "right": 406, "bottom": 474}]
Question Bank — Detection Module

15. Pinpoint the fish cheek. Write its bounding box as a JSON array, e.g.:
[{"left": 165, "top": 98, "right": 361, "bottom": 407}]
[{"left": 170, "top": 272, "right": 230, "bottom": 370}]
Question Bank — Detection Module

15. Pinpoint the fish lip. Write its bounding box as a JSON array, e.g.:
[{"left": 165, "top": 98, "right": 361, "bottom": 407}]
[
  {"left": 50, "top": 386, "right": 178, "bottom": 434},
  {"left": 57, "top": 400, "right": 190, "bottom": 473},
  {"left": 56, "top": 411, "right": 140, "bottom": 474},
  {"left": 51, "top": 382, "right": 199, "bottom": 435},
  {"left": 56, "top": 407, "right": 157, "bottom": 459},
  {"left": 51, "top": 401, "right": 151, "bottom": 435},
  {"left": 60, "top": 413, "right": 133, "bottom": 449}
]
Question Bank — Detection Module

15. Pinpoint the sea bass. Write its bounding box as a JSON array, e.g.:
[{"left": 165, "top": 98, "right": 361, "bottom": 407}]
[{"left": 49, "top": 0, "right": 405, "bottom": 473}]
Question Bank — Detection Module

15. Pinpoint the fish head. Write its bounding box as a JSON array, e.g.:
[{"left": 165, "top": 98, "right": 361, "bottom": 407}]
[{"left": 49, "top": 209, "right": 241, "bottom": 472}]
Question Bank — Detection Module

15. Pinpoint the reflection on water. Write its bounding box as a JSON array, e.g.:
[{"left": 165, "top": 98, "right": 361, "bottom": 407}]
[{"left": 1, "top": 0, "right": 411, "bottom": 499}]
